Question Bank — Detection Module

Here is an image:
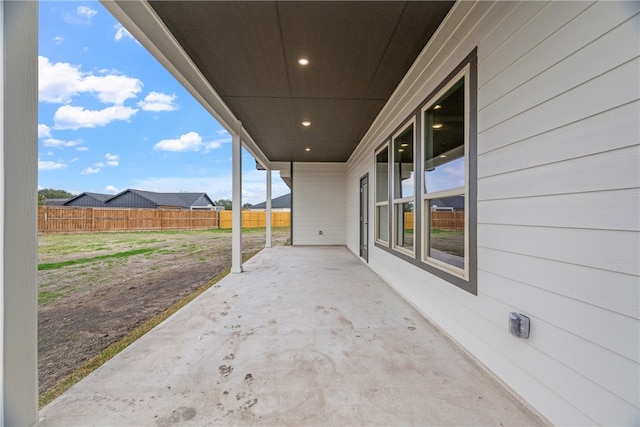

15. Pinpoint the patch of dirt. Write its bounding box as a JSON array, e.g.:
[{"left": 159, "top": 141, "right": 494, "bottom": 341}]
[{"left": 38, "top": 228, "right": 289, "bottom": 395}]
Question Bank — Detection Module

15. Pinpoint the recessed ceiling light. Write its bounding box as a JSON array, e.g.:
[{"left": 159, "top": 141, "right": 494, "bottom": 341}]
[
  {"left": 398, "top": 148, "right": 404, "bottom": 152},
  {"left": 305, "top": 147, "right": 311, "bottom": 152},
  {"left": 301, "top": 121, "right": 311, "bottom": 127},
  {"left": 401, "top": 143, "right": 409, "bottom": 147},
  {"left": 432, "top": 124, "right": 443, "bottom": 129},
  {"left": 439, "top": 154, "right": 447, "bottom": 158},
  {"left": 434, "top": 104, "right": 442, "bottom": 110},
  {"left": 298, "top": 58, "right": 309, "bottom": 66}
]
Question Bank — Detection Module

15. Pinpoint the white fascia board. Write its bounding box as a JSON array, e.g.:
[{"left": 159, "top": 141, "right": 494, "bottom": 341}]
[
  {"left": 101, "top": 0, "right": 271, "bottom": 169},
  {"left": 270, "top": 162, "right": 292, "bottom": 175}
]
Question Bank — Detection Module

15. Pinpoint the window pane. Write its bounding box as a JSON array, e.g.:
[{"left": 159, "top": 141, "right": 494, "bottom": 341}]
[
  {"left": 426, "top": 196, "right": 464, "bottom": 269},
  {"left": 395, "top": 202, "right": 414, "bottom": 251},
  {"left": 376, "top": 205, "right": 388, "bottom": 242},
  {"left": 376, "top": 147, "right": 389, "bottom": 202},
  {"left": 393, "top": 124, "right": 414, "bottom": 199},
  {"left": 424, "top": 79, "right": 465, "bottom": 194}
]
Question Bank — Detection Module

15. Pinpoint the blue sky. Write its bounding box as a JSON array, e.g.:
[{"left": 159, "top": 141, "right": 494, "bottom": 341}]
[{"left": 38, "top": 1, "right": 288, "bottom": 204}]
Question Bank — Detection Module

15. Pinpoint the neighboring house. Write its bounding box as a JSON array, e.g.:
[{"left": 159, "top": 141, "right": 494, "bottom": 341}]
[
  {"left": 64, "top": 192, "right": 111, "bottom": 207},
  {"left": 249, "top": 193, "right": 291, "bottom": 211},
  {"left": 430, "top": 197, "right": 465, "bottom": 212},
  {"left": 2, "top": 2, "right": 639, "bottom": 426},
  {"left": 105, "top": 189, "right": 218, "bottom": 210}
]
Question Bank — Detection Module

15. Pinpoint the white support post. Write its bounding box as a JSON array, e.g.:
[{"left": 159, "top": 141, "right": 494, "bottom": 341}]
[
  {"left": 2, "top": 1, "right": 39, "bottom": 425},
  {"left": 265, "top": 169, "right": 272, "bottom": 248},
  {"left": 231, "top": 121, "right": 243, "bottom": 273}
]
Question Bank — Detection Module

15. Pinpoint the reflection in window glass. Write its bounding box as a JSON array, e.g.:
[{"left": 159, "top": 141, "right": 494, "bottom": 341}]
[
  {"left": 426, "top": 197, "right": 465, "bottom": 269},
  {"left": 377, "top": 205, "right": 389, "bottom": 242},
  {"left": 394, "top": 202, "right": 414, "bottom": 251},
  {"left": 424, "top": 79, "right": 465, "bottom": 194},
  {"left": 375, "top": 145, "right": 389, "bottom": 243},
  {"left": 376, "top": 147, "right": 389, "bottom": 203},
  {"left": 393, "top": 125, "right": 414, "bottom": 199}
]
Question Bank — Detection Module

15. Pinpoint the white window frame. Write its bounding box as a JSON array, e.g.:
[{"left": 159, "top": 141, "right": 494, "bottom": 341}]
[
  {"left": 374, "top": 142, "right": 390, "bottom": 244},
  {"left": 391, "top": 119, "right": 416, "bottom": 256},
  {"left": 421, "top": 66, "right": 470, "bottom": 280}
]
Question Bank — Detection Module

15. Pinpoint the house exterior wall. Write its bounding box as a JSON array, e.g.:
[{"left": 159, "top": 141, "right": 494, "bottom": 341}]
[
  {"left": 292, "top": 163, "right": 346, "bottom": 245},
  {"left": 346, "top": 1, "right": 639, "bottom": 425},
  {"left": 192, "top": 195, "right": 214, "bottom": 208}
]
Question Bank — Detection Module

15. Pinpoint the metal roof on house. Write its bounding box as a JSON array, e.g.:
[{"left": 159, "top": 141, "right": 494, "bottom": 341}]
[
  {"left": 64, "top": 192, "right": 112, "bottom": 206},
  {"left": 251, "top": 193, "right": 291, "bottom": 210},
  {"left": 44, "top": 198, "right": 71, "bottom": 206},
  {"left": 105, "top": 189, "right": 215, "bottom": 209}
]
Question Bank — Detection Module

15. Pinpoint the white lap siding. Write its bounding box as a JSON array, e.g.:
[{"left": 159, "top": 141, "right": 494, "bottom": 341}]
[
  {"left": 292, "top": 162, "right": 346, "bottom": 245},
  {"left": 346, "top": 1, "right": 639, "bottom": 425}
]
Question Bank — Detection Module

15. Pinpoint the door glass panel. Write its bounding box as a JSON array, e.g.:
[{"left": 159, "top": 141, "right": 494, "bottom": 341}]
[{"left": 362, "top": 182, "right": 368, "bottom": 247}]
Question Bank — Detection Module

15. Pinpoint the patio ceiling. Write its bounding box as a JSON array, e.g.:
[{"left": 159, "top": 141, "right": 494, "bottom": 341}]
[{"left": 146, "top": 1, "right": 454, "bottom": 163}]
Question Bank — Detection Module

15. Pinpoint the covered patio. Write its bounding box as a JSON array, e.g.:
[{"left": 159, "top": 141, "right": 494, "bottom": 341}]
[{"left": 39, "top": 246, "right": 545, "bottom": 426}]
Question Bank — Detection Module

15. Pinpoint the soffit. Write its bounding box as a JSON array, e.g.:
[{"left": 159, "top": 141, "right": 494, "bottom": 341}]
[{"left": 149, "top": 1, "right": 454, "bottom": 162}]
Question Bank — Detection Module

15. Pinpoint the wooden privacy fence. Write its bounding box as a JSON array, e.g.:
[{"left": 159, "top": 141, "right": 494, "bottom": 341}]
[
  {"left": 38, "top": 206, "right": 291, "bottom": 234},
  {"left": 219, "top": 210, "right": 291, "bottom": 229},
  {"left": 403, "top": 211, "right": 464, "bottom": 231}
]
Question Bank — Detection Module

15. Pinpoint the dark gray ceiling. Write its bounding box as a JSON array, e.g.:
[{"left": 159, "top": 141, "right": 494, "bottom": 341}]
[{"left": 149, "top": 1, "right": 454, "bottom": 162}]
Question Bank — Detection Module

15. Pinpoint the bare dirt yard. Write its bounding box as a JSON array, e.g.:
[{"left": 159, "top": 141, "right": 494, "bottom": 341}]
[{"left": 38, "top": 227, "right": 289, "bottom": 399}]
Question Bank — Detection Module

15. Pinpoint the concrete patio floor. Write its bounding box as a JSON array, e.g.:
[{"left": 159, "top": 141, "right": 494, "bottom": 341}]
[{"left": 39, "top": 246, "right": 547, "bottom": 426}]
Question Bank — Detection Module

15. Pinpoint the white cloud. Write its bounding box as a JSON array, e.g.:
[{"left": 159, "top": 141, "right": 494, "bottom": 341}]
[
  {"left": 82, "top": 74, "right": 143, "bottom": 105},
  {"left": 204, "top": 142, "right": 222, "bottom": 153},
  {"left": 77, "top": 6, "right": 97, "bottom": 19},
  {"left": 38, "top": 57, "right": 84, "bottom": 104},
  {"left": 154, "top": 132, "right": 202, "bottom": 152},
  {"left": 54, "top": 36, "right": 64, "bottom": 45},
  {"left": 39, "top": 56, "right": 142, "bottom": 105},
  {"left": 76, "top": 146, "right": 89, "bottom": 152},
  {"left": 38, "top": 159, "right": 67, "bottom": 170},
  {"left": 206, "top": 130, "right": 231, "bottom": 153},
  {"left": 138, "top": 92, "right": 178, "bottom": 112},
  {"left": 154, "top": 132, "right": 227, "bottom": 153},
  {"left": 43, "top": 138, "right": 84, "bottom": 148},
  {"left": 81, "top": 167, "right": 100, "bottom": 174},
  {"left": 105, "top": 153, "right": 119, "bottom": 167},
  {"left": 80, "top": 153, "right": 119, "bottom": 175},
  {"left": 53, "top": 104, "right": 138, "bottom": 130},
  {"left": 38, "top": 124, "right": 52, "bottom": 138},
  {"left": 114, "top": 24, "right": 136, "bottom": 42},
  {"left": 104, "top": 185, "right": 119, "bottom": 194},
  {"left": 63, "top": 6, "right": 98, "bottom": 25}
]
